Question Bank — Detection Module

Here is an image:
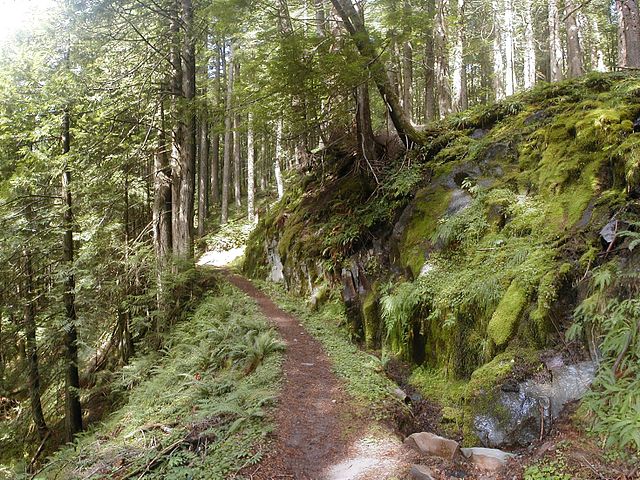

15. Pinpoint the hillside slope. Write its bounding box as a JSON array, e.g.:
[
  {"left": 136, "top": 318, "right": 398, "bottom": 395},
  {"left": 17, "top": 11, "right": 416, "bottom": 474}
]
[{"left": 245, "top": 72, "right": 640, "bottom": 453}]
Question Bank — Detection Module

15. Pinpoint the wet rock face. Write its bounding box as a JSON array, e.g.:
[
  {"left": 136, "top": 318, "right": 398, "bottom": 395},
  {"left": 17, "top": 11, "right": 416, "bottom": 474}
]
[{"left": 474, "top": 361, "right": 596, "bottom": 448}]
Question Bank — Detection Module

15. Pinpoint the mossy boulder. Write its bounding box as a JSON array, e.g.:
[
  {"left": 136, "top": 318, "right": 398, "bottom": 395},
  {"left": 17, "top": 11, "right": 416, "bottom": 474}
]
[{"left": 487, "top": 281, "right": 529, "bottom": 348}]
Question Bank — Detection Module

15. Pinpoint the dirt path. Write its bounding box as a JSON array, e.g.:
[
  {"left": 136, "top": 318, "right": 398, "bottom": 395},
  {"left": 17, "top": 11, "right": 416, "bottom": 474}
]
[{"left": 223, "top": 271, "right": 413, "bottom": 480}]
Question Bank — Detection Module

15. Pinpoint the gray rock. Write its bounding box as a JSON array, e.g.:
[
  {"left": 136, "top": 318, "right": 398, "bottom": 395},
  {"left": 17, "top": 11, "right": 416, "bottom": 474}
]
[
  {"left": 267, "top": 240, "right": 284, "bottom": 283},
  {"left": 447, "top": 189, "right": 473, "bottom": 215},
  {"left": 481, "top": 142, "right": 512, "bottom": 164},
  {"left": 461, "top": 447, "right": 515, "bottom": 471},
  {"left": 523, "top": 110, "right": 549, "bottom": 126},
  {"left": 473, "top": 361, "right": 596, "bottom": 448},
  {"left": 410, "top": 464, "right": 436, "bottom": 480},
  {"left": 471, "top": 128, "right": 488, "bottom": 139},
  {"left": 600, "top": 219, "right": 618, "bottom": 244},
  {"left": 404, "top": 432, "right": 460, "bottom": 460}
]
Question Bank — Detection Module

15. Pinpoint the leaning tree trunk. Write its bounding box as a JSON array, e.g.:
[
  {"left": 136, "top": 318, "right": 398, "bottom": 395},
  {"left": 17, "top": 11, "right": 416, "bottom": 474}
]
[
  {"left": 565, "top": 0, "right": 584, "bottom": 78},
  {"left": 61, "top": 108, "right": 83, "bottom": 442},
  {"left": 221, "top": 41, "right": 234, "bottom": 224},
  {"left": 22, "top": 244, "right": 48, "bottom": 440},
  {"left": 330, "top": 0, "right": 423, "bottom": 146},
  {"left": 616, "top": 0, "right": 640, "bottom": 68}
]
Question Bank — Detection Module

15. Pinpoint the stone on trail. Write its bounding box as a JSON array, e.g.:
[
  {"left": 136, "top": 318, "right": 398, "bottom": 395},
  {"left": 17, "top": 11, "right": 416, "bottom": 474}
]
[
  {"left": 461, "top": 447, "right": 515, "bottom": 471},
  {"left": 410, "top": 464, "right": 436, "bottom": 480},
  {"left": 404, "top": 432, "right": 460, "bottom": 460}
]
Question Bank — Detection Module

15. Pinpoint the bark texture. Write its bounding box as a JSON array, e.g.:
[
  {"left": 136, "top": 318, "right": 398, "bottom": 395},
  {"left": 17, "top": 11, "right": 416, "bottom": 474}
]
[
  {"left": 23, "top": 246, "right": 48, "bottom": 439},
  {"left": 171, "top": 0, "right": 196, "bottom": 258},
  {"left": 617, "top": 0, "right": 640, "bottom": 68},
  {"left": 565, "top": 0, "right": 584, "bottom": 78},
  {"left": 549, "top": 0, "right": 564, "bottom": 81},
  {"left": 61, "top": 109, "right": 83, "bottom": 442}
]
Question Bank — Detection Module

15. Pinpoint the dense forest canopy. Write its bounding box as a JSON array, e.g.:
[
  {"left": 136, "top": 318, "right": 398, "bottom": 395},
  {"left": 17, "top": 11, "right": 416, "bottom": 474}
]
[{"left": 1, "top": 0, "right": 640, "bottom": 477}]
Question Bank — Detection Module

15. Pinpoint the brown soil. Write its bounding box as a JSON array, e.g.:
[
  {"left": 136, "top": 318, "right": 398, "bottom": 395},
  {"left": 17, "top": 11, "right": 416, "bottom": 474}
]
[{"left": 223, "top": 271, "right": 359, "bottom": 480}]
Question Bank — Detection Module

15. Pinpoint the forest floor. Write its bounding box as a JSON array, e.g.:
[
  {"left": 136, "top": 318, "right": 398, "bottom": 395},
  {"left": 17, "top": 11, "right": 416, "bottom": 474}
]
[{"left": 222, "top": 271, "right": 416, "bottom": 480}]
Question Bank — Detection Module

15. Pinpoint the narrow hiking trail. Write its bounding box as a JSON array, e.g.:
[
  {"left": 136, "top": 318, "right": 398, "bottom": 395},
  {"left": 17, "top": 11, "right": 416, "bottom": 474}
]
[{"left": 222, "top": 271, "right": 414, "bottom": 480}]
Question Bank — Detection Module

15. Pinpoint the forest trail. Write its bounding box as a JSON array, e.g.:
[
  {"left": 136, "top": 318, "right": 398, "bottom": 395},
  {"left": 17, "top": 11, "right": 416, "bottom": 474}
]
[{"left": 221, "top": 271, "right": 412, "bottom": 480}]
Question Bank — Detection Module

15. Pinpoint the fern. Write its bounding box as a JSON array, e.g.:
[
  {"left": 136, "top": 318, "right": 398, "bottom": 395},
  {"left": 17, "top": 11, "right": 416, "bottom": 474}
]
[{"left": 380, "top": 281, "right": 422, "bottom": 356}]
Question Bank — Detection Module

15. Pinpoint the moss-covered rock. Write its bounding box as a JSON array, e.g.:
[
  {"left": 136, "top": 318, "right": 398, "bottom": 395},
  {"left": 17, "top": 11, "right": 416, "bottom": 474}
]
[
  {"left": 399, "top": 186, "right": 452, "bottom": 277},
  {"left": 244, "top": 71, "right": 640, "bottom": 390},
  {"left": 361, "top": 287, "right": 379, "bottom": 349},
  {"left": 487, "top": 281, "right": 529, "bottom": 347}
]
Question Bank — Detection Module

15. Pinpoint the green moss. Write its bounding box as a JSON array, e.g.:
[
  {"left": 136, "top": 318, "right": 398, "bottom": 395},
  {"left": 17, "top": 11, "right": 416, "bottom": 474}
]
[
  {"left": 466, "top": 352, "right": 514, "bottom": 396},
  {"left": 409, "top": 367, "right": 467, "bottom": 405},
  {"left": 400, "top": 187, "right": 452, "bottom": 277},
  {"left": 529, "top": 263, "right": 570, "bottom": 344},
  {"left": 362, "top": 285, "right": 380, "bottom": 349},
  {"left": 487, "top": 280, "right": 528, "bottom": 347},
  {"left": 466, "top": 348, "right": 539, "bottom": 396}
]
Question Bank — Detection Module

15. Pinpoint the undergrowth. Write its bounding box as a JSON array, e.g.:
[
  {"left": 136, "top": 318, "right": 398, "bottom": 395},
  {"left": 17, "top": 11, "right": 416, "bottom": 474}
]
[
  {"left": 33, "top": 283, "right": 283, "bottom": 480},
  {"left": 568, "top": 242, "right": 640, "bottom": 452}
]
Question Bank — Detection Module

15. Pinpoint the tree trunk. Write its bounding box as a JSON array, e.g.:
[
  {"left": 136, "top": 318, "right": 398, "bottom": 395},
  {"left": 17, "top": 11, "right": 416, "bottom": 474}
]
[
  {"left": 314, "top": 0, "right": 327, "bottom": 37},
  {"left": 401, "top": 0, "right": 413, "bottom": 119},
  {"left": 61, "top": 108, "right": 83, "bottom": 442},
  {"left": 616, "top": 0, "right": 640, "bottom": 68},
  {"left": 211, "top": 131, "right": 220, "bottom": 206},
  {"left": 452, "top": 0, "right": 467, "bottom": 111},
  {"left": 356, "top": 82, "right": 376, "bottom": 163},
  {"left": 197, "top": 117, "right": 209, "bottom": 237},
  {"left": 424, "top": 0, "right": 436, "bottom": 122},
  {"left": 503, "top": 0, "right": 515, "bottom": 96},
  {"left": 565, "top": 0, "right": 584, "bottom": 77},
  {"left": 549, "top": 0, "right": 564, "bottom": 81},
  {"left": 591, "top": 17, "right": 607, "bottom": 72},
  {"left": 260, "top": 139, "right": 267, "bottom": 192},
  {"left": 22, "top": 246, "right": 48, "bottom": 439},
  {"left": 221, "top": 41, "right": 233, "bottom": 224},
  {"left": 234, "top": 110, "right": 242, "bottom": 209},
  {"left": 275, "top": 119, "right": 284, "bottom": 199},
  {"left": 171, "top": 0, "right": 196, "bottom": 258},
  {"left": 435, "top": 0, "right": 452, "bottom": 117},
  {"left": 210, "top": 45, "right": 221, "bottom": 206},
  {"left": 153, "top": 102, "right": 172, "bottom": 320},
  {"left": 330, "top": 0, "right": 423, "bottom": 146},
  {"left": 523, "top": 0, "right": 536, "bottom": 89},
  {"left": 247, "top": 112, "right": 256, "bottom": 222}
]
